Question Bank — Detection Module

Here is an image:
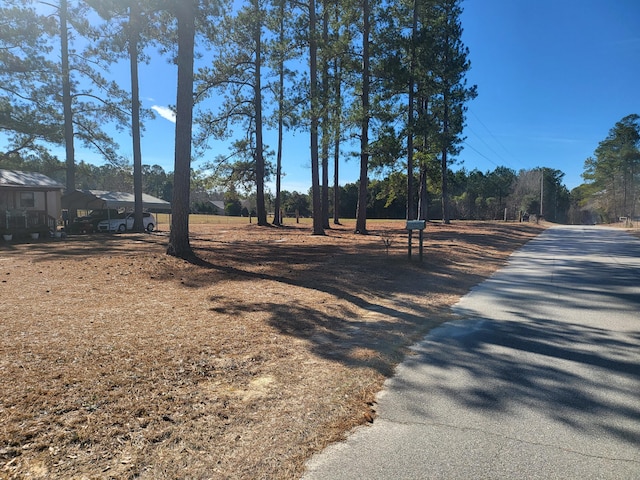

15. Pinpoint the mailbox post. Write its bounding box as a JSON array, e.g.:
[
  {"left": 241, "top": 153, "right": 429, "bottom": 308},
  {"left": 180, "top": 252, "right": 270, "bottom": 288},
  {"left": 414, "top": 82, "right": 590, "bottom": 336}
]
[{"left": 406, "top": 220, "right": 426, "bottom": 261}]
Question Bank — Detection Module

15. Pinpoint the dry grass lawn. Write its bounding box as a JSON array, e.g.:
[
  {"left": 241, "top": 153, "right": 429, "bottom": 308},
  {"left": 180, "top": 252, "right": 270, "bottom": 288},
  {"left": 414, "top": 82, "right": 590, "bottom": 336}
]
[{"left": 0, "top": 220, "right": 544, "bottom": 479}]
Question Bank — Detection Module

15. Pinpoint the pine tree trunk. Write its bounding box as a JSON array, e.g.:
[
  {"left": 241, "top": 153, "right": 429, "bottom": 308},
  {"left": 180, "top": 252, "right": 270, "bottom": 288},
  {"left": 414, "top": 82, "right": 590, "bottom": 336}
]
[
  {"left": 355, "top": 0, "right": 370, "bottom": 235},
  {"left": 441, "top": 93, "right": 450, "bottom": 224},
  {"left": 332, "top": 10, "right": 342, "bottom": 225},
  {"left": 418, "top": 165, "right": 428, "bottom": 220},
  {"left": 309, "top": 0, "right": 324, "bottom": 235},
  {"left": 406, "top": 0, "right": 418, "bottom": 221},
  {"left": 333, "top": 137, "right": 340, "bottom": 224},
  {"left": 441, "top": 148, "right": 449, "bottom": 224},
  {"left": 253, "top": 1, "right": 267, "bottom": 226},
  {"left": 60, "top": 0, "right": 75, "bottom": 197},
  {"left": 272, "top": 2, "right": 285, "bottom": 227},
  {"left": 167, "top": 0, "right": 195, "bottom": 259},
  {"left": 273, "top": 95, "right": 283, "bottom": 225},
  {"left": 129, "top": 2, "right": 144, "bottom": 232},
  {"left": 321, "top": 6, "right": 330, "bottom": 229}
]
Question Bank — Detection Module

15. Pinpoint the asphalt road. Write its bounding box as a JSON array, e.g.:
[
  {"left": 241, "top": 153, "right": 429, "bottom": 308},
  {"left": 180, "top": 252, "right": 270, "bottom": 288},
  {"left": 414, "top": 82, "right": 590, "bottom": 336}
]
[{"left": 303, "top": 225, "right": 640, "bottom": 479}]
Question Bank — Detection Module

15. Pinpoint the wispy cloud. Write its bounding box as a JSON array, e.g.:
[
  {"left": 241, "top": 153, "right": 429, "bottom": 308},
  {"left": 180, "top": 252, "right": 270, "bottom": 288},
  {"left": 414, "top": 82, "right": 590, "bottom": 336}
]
[{"left": 152, "top": 105, "right": 176, "bottom": 124}]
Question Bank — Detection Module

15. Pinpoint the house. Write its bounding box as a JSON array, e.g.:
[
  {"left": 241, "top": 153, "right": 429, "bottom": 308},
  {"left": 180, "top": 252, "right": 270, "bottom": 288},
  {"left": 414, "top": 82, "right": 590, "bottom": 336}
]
[
  {"left": 209, "top": 200, "right": 226, "bottom": 215},
  {"left": 206, "top": 199, "right": 254, "bottom": 216},
  {"left": 0, "top": 169, "right": 64, "bottom": 234}
]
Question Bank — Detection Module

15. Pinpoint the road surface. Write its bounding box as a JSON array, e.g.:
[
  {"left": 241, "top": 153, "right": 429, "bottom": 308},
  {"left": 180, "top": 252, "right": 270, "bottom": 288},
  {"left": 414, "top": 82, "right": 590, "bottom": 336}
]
[{"left": 303, "top": 225, "right": 640, "bottom": 479}]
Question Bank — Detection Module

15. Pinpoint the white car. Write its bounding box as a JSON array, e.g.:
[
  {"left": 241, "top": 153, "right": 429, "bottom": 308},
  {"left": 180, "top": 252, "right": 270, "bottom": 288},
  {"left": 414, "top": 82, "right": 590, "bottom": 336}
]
[{"left": 97, "top": 212, "right": 156, "bottom": 233}]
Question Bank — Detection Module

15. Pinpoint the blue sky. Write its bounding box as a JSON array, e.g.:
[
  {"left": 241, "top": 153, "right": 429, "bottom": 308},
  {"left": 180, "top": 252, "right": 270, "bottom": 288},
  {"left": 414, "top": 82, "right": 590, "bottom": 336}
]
[
  {"left": 459, "top": 0, "right": 640, "bottom": 190},
  {"left": 54, "top": 0, "right": 640, "bottom": 193}
]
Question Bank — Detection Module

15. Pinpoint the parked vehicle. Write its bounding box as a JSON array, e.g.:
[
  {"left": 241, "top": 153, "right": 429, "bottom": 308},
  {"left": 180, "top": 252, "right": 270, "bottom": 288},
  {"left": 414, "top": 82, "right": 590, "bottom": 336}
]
[
  {"left": 97, "top": 212, "right": 155, "bottom": 233},
  {"left": 68, "top": 209, "right": 120, "bottom": 234}
]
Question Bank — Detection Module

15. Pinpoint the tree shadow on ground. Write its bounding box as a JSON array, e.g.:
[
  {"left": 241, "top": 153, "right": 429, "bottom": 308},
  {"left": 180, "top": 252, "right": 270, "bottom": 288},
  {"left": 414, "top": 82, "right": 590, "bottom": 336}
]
[
  {"left": 0, "top": 232, "right": 169, "bottom": 257},
  {"left": 181, "top": 241, "right": 467, "bottom": 377},
  {"left": 395, "top": 315, "right": 640, "bottom": 446},
  {"left": 3, "top": 223, "right": 544, "bottom": 379},
  {"left": 173, "top": 224, "right": 528, "bottom": 376},
  {"left": 387, "top": 226, "right": 640, "bottom": 447}
]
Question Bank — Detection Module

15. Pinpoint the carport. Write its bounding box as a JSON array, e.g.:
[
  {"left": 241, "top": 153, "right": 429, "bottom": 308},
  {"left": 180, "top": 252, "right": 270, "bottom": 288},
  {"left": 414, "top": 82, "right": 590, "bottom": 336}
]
[{"left": 61, "top": 189, "right": 171, "bottom": 230}]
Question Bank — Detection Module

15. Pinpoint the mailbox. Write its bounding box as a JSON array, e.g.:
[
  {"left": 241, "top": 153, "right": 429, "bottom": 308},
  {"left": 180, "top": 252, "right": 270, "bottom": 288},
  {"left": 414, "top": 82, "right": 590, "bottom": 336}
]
[
  {"left": 406, "top": 220, "right": 426, "bottom": 261},
  {"left": 406, "top": 220, "right": 426, "bottom": 230}
]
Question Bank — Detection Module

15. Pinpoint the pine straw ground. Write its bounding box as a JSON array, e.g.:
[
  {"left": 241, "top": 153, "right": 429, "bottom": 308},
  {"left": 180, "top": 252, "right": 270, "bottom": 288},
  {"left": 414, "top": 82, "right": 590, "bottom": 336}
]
[{"left": 0, "top": 220, "right": 544, "bottom": 479}]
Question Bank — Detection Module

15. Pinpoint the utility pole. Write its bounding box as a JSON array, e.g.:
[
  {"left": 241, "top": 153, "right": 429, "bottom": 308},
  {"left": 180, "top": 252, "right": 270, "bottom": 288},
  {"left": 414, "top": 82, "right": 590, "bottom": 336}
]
[{"left": 540, "top": 169, "right": 544, "bottom": 217}]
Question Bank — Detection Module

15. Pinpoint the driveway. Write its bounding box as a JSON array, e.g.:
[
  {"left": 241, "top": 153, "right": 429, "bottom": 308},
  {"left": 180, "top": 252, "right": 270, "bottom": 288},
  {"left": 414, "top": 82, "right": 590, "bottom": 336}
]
[{"left": 303, "top": 225, "right": 640, "bottom": 479}]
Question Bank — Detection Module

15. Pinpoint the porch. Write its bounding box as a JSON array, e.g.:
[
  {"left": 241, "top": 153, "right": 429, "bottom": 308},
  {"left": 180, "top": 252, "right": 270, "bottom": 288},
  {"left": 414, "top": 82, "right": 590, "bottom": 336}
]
[{"left": 2, "top": 209, "right": 58, "bottom": 236}]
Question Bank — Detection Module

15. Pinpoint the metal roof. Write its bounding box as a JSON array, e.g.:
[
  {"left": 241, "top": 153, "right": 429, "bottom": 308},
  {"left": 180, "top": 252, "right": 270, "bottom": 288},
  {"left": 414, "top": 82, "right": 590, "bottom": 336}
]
[
  {"left": 0, "top": 169, "right": 65, "bottom": 190},
  {"left": 61, "top": 189, "right": 171, "bottom": 212}
]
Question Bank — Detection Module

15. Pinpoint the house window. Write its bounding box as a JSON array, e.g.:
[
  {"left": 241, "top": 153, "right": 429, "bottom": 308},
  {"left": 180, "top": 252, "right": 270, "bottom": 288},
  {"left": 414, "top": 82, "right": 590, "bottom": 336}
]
[{"left": 20, "top": 192, "right": 35, "bottom": 208}]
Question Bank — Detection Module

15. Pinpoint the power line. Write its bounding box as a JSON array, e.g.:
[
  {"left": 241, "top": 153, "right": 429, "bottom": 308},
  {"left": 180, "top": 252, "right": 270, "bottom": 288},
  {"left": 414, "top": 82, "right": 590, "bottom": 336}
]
[
  {"left": 468, "top": 108, "right": 521, "bottom": 169},
  {"left": 465, "top": 124, "right": 513, "bottom": 169},
  {"left": 462, "top": 140, "right": 501, "bottom": 168}
]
